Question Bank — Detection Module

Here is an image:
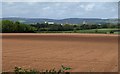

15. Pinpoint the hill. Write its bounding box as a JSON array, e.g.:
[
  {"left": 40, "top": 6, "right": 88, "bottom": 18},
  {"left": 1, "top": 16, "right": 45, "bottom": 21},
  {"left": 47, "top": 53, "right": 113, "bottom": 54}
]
[{"left": 1, "top": 17, "right": 118, "bottom": 24}]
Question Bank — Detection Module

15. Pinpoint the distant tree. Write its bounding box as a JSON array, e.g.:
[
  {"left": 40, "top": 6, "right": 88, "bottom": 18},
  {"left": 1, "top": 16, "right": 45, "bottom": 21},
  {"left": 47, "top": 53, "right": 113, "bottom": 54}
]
[
  {"left": 90, "top": 24, "right": 97, "bottom": 29},
  {"left": 0, "top": 21, "right": 2, "bottom": 33},
  {"left": 63, "top": 24, "right": 74, "bottom": 31},
  {"left": 80, "top": 24, "right": 90, "bottom": 30},
  {"left": 2, "top": 20, "right": 36, "bottom": 33},
  {"left": 2, "top": 20, "right": 14, "bottom": 32},
  {"left": 48, "top": 24, "right": 63, "bottom": 31}
]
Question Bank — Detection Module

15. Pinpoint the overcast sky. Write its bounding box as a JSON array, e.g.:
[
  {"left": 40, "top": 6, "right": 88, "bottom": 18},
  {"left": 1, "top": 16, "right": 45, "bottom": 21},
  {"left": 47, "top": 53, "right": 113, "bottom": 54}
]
[{"left": 2, "top": 2, "right": 118, "bottom": 19}]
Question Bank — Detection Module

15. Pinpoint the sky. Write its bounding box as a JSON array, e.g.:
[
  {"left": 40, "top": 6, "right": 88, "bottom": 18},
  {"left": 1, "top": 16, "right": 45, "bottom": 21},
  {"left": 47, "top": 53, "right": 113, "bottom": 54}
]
[
  {"left": 1, "top": 0, "right": 120, "bottom": 2},
  {"left": 1, "top": 2, "right": 118, "bottom": 19}
]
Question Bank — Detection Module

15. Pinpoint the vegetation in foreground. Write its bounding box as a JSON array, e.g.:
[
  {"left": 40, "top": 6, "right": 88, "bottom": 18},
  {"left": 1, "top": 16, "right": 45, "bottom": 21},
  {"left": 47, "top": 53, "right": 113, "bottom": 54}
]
[
  {"left": 2, "top": 65, "right": 72, "bottom": 74},
  {"left": 0, "top": 20, "right": 119, "bottom": 34}
]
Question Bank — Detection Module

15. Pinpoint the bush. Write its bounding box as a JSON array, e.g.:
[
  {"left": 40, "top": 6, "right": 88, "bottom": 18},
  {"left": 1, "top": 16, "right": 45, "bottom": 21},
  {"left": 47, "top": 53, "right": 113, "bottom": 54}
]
[
  {"left": 2, "top": 20, "right": 36, "bottom": 33},
  {"left": 110, "top": 31, "right": 114, "bottom": 34},
  {"left": 8, "top": 65, "right": 72, "bottom": 74}
]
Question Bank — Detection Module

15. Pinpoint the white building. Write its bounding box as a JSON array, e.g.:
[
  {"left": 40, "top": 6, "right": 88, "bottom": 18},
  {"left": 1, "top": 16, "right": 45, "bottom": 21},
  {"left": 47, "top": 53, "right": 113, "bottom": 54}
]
[
  {"left": 48, "top": 22, "right": 54, "bottom": 24},
  {"left": 44, "top": 21, "right": 54, "bottom": 24},
  {"left": 83, "top": 21, "right": 87, "bottom": 24}
]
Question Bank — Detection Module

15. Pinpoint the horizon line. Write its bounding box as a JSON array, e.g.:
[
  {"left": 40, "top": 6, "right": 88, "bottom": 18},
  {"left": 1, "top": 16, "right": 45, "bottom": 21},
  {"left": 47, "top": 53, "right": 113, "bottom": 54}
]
[{"left": 1, "top": 16, "right": 118, "bottom": 19}]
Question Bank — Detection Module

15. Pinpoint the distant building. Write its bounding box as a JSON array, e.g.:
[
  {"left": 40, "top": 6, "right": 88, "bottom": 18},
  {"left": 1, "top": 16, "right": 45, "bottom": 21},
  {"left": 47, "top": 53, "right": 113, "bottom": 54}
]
[
  {"left": 83, "top": 21, "right": 87, "bottom": 25},
  {"left": 48, "top": 22, "right": 54, "bottom": 24},
  {"left": 44, "top": 21, "right": 54, "bottom": 24},
  {"left": 44, "top": 21, "right": 47, "bottom": 24},
  {"left": 61, "top": 24, "right": 63, "bottom": 25}
]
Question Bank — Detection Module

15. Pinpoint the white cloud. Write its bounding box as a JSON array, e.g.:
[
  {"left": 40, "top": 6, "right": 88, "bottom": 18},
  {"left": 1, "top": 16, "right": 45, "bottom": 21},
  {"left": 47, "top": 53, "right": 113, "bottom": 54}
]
[
  {"left": 79, "top": 3, "right": 95, "bottom": 11},
  {"left": 55, "top": 3, "right": 61, "bottom": 6},
  {"left": 5, "top": 2, "right": 15, "bottom": 5},
  {"left": 80, "top": 5, "right": 84, "bottom": 8},
  {"left": 0, "top": 3, "right": 1, "bottom": 18},
  {"left": 111, "top": 9, "right": 116, "bottom": 12},
  {"left": 27, "top": 2, "right": 37, "bottom": 5},
  {"left": 43, "top": 6, "right": 51, "bottom": 10},
  {"left": 85, "top": 3, "right": 95, "bottom": 11},
  {"left": 2, "top": 2, "right": 118, "bottom": 19},
  {"left": 2, "top": 0, "right": 119, "bottom": 2}
]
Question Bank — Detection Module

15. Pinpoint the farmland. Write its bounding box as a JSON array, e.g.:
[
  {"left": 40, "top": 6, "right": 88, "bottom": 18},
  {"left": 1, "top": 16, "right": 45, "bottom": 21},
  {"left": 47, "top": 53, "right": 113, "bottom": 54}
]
[{"left": 2, "top": 33, "right": 118, "bottom": 72}]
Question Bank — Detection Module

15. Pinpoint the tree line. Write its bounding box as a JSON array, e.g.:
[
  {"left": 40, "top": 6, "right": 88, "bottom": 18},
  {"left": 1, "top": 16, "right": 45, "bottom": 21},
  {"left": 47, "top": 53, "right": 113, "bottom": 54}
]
[
  {"left": 0, "top": 20, "right": 119, "bottom": 33},
  {"left": 1, "top": 20, "right": 36, "bottom": 33}
]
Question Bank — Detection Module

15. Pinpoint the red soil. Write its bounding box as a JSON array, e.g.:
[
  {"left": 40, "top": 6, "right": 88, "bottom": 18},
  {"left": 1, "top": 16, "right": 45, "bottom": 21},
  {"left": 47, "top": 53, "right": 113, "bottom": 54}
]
[{"left": 2, "top": 33, "right": 118, "bottom": 72}]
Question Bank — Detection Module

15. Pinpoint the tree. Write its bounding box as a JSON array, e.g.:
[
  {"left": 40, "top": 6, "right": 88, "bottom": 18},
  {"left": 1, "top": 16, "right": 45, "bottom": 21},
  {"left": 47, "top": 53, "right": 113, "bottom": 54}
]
[
  {"left": 63, "top": 24, "right": 74, "bottom": 31},
  {"left": 2, "top": 20, "right": 36, "bottom": 33},
  {"left": 80, "top": 24, "right": 90, "bottom": 30}
]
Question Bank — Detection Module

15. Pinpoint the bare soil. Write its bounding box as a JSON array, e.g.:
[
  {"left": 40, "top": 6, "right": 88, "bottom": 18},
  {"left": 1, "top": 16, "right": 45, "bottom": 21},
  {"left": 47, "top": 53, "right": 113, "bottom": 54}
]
[{"left": 2, "top": 33, "right": 118, "bottom": 72}]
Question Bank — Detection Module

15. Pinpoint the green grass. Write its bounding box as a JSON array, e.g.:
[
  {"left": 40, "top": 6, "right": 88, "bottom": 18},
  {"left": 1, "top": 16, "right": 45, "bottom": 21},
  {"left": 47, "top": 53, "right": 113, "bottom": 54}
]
[
  {"left": 37, "top": 28, "right": 119, "bottom": 34},
  {"left": 73, "top": 28, "right": 119, "bottom": 34},
  {"left": 2, "top": 65, "right": 72, "bottom": 74}
]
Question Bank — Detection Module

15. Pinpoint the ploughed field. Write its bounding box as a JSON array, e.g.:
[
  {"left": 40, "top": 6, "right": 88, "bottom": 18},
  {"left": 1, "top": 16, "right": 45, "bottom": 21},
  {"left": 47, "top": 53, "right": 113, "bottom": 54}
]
[{"left": 2, "top": 33, "right": 118, "bottom": 72}]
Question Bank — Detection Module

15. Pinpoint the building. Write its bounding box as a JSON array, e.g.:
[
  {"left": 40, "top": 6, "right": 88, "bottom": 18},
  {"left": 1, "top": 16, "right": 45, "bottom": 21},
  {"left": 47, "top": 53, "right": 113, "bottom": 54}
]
[
  {"left": 48, "top": 22, "right": 54, "bottom": 24},
  {"left": 44, "top": 21, "right": 54, "bottom": 24},
  {"left": 83, "top": 21, "right": 87, "bottom": 25}
]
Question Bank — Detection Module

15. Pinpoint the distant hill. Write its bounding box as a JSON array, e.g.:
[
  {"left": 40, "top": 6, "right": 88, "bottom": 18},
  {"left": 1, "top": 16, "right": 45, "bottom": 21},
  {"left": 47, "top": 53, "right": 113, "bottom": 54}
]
[{"left": 0, "top": 17, "right": 118, "bottom": 24}]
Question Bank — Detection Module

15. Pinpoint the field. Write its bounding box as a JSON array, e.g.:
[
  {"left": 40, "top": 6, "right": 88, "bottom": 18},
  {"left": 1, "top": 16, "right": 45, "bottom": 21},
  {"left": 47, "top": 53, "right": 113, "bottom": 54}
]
[
  {"left": 2, "top": 33, "right": 118, "bottom": 72},
  {"left": 38, "top": 28, "right": 119, "bottom": 34}
]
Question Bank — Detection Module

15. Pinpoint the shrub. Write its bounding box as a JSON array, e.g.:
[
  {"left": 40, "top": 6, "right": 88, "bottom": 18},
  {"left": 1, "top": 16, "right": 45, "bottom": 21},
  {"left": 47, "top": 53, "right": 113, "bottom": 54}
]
[
  {"left": 110, "top": 31, "right": 114, "bottom": 34},
  {"left": 10, "top": 65, "right": 72, "bottom": 74}
]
